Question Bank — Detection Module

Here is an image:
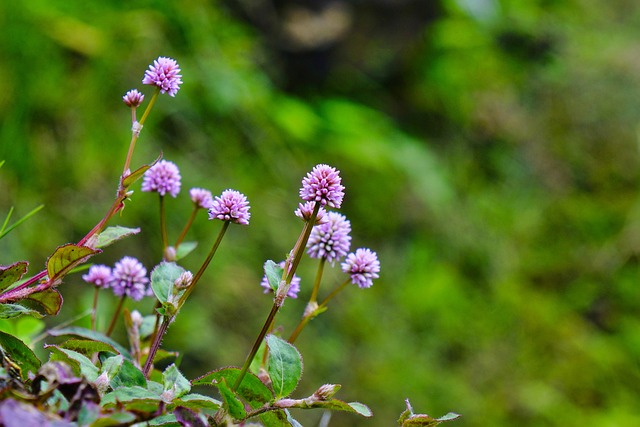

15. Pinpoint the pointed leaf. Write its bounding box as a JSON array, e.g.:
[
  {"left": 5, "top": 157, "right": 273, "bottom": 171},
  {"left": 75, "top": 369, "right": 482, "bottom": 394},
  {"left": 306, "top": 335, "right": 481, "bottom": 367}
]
[
  {"left": 264, "top": 260, "right": 283, "bottom": 292},
  {"left": 95, "top": 226, "right": 141, "bottom": 248},
  {"left": 0, "top": 330, "right": 41, "bottom": 380},
  {"left": 48, "top": 326, "right": 131, "bottom": 359},
  {"left": 47, "top": 244, "right": 100, "bottom": 283},
  {"left": 58, "top": 338, "right": 118, "bottom": 356},
  {"left": 23, "top": 288, "right": 63, "bottom": 315},
  {"left": 173, "top": 393, "right": 221, "bottom": 411},
  {"left": 101, "top": 386, "right": 162, "bottom": 412},
  {"left": 266, "top": 334, "right": 303, "bottom": 398},
  {"left": 175, "top": 241, "right": 198, "bottom": 260},
  {"left": 46, "top": 345, "right": 99, "bottom": 381},
  {"left": 151, "top": 262, "right": 185, "bottom": 304},
  {"left": 163, "top": 363, "right": 191, "bottom": 399},
  {"left": 0, "top": 303, "right": 43, "bottom": 319},
  {"left": 122, "top": 153, "right": 162, "bottom": 188},
  {"left": 87, "top": 411, "right": 136, "bottom": 427},
  {"left": 0, "top": 262, "right": 28, "bottom": 292},
  {"left": 215, "top": 377, "right": 247, "bottom": 420},
  {"left": 192, "top": 367, "right": 274, "bottom": 407},
  {"left": 111, "top": 358, "right": 147, "bottom": 388},
  {"left": 0, "top": 204, "right": 44, "bottom": 240}
]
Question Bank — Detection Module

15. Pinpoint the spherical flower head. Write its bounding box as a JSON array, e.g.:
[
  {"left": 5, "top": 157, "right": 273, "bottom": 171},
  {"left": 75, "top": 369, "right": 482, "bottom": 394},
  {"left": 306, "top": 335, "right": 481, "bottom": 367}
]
[
  {"left": 260, "top": 261, "right": 301, "bottom": 298},
  {"left": 307, "top": 212, "right": 351, "bottom": 265},
  {"left": 111, "top": 256, "right": 150, "bottom": 301},
  {"left": 122, "top": 89, "right": 145, "bottom": 107},
  {"left": 295, "top": 201, "right": 328, "bottom": 225},
  {"left": 341, "top": 248, "right": 380, "bottom": 289},
  {"left": 299, "top": 164, "right": 345, "bottom": 208},
  {"left": 142, "top": 56, "right": 183, "bottom": 97},
  {"left": 82, "top": 265, "right": 113, "bottom": 289},
  {"left": 190, "top": 188, "right": 214, "bottom": 209},
  {"left": 208, "top": 189, "right": 251, "bottom": 225},
  {"left": 141, "top": 160, "right": 182, "bottom": 197}
]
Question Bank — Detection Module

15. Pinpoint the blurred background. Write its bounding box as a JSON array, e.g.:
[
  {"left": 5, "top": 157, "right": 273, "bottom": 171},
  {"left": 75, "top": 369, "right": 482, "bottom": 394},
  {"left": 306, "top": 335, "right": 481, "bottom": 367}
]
[{"left": 2, "top": 0, "right": 640, "bottom": 425}]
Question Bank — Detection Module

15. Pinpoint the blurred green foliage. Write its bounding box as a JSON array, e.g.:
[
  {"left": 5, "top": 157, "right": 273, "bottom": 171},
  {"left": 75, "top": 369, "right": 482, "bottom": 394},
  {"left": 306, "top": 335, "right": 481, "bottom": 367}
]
[{"left": 2, "top": 0, "right": 640, "bottom": 425}]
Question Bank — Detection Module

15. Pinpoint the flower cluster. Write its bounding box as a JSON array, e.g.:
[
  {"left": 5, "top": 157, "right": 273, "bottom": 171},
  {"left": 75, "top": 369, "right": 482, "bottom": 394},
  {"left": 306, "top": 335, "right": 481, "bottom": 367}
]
[
  {"left": 342, "top": 248, "right": 380, "bottom": 289},
  {"left": 190, "top": 188, "right": 214, "bottom": 209},
  {"left": 83, "top": 257, "right": 150, "bottom": 301},
  {"left": 208, "top": 189, "right": 251, "bottom": 225},
  {"left": 300, "top": 164, "right": 345, "bottom": 208},
  {"left": 142, "top": 160, "right": 182, "bottom": 197},
  {"left": 142, "top": 56, "right": 183, "bottom": 97},
  {"left": 260, "top": 261, "right": 301, "bottom": 298},
  {"left": 123, "top": 89, "right": 145, "bottom": 108},
  {"left": 307, "top": 212, "right": 352, "bottom": 265},
  {"left": 295, "top": 201, "right": 328, "bottom": 225}
]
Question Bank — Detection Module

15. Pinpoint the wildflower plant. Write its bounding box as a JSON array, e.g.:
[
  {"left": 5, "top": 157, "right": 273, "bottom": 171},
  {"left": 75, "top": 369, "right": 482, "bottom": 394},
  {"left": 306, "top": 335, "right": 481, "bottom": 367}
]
[{"left": 0, "top": 57, "right": 460, "bottom": 426}]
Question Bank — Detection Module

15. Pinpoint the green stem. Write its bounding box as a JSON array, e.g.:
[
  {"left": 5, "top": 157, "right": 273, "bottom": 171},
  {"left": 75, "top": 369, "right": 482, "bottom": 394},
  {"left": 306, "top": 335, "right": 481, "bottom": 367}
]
[
  {"left": 106, "top": 295, "right": 127, "bottom": 337},
  {"left": 160, "top": 195, "right": 168, "bottom": 253},
  {"left": 308, "top": 258, "right": 326, "bottom": 303},
  {"left": 91, "top": 287, "right": 100, "bottom": 331},
  {"left": 178, "top": 221, "right": 229, "bottom": 307},
  {"left": 143, "top": 316, "right": 171, "bottom": 378},
  {"left": 175, "top": 205, "right": 199, "bottom": 248}
]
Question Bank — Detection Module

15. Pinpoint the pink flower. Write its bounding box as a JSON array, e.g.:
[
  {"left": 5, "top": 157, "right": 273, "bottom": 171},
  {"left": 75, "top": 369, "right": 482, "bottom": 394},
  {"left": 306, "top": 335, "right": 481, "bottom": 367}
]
[
  {"left": 208, "top": 189, "right": 251, "bottom": 225},
  {"left": 341, "top": 248, "right": 380, "bottom": 288},
  {"left": 142, "top": 57, "right": 183, "bottom": 97},
  {"left": 299, "top": 164, "right": 345, "bottom": 208}
]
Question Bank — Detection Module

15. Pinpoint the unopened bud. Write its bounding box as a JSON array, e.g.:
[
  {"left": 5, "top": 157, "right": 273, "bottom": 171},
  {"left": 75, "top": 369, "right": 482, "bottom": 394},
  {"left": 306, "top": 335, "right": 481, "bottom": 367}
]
[
  {"left": 174, "top": 271, "right": 193, "bottom": 289},
  {"left": 312, "top": 384, "right": 340, "bottom": 401},
  {"left": 164, "top": 246, "right": 176, "bottom": 261},
  {"left": 130, "top": 310, "right": 143, "bottom": 328}
]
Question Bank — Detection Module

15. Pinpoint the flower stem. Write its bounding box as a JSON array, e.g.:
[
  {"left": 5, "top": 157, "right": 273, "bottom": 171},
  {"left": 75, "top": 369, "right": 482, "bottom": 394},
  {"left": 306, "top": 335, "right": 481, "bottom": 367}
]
[
  {"left": 123, "top": 87, "right": 158, "bottom": 174},
  {"left": 175, "top": 205, "right": 198, "bottom": 248},
  {"left": 106, "top": 295, "right": 127, "bottom": 337},
  {"left": 309, "top": 258, "right": 326, "bottom": 303},
  {"left": 178, "top": 221, "right": 229, "bottom": 307},
  {"left": 160, "top": 195, "right": 168, "bottom": 253},
  {"left": 143, "top": 315, "right": 171, "bottom": 378},
  {"left": 91, "top": 287, "right": 100, "bottom": 331}
]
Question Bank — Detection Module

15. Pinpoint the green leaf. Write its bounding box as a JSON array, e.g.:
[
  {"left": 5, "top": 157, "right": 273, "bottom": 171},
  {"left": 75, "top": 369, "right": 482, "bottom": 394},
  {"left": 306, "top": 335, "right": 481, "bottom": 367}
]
[
  {"left": 48, "top": 326, "right": 131, "bottom": 359},
  {"left": 88, "top": 411, "right": 137, "bottom": 427},
  {"left": 264, "top": 260, "right": 283, "bottom": 292},
  {"left": 23, "top": 288, "right": 63, "bottom": 315},
  {"left": 122, "top": 153, "right": 162, "bottom": 188},
  {"left": 46, "top": 244, "right": 100, "bottom": 284},
  {"left": 266, "top": 334, "right": 303, "bottom": 398},
  {"left": 0, "top": 262, "right": 28, "bottom": 292},
  {"left": 58, "top": 338, "right": 118, "bottom": 356},
  {"left": 173, "top": 393, "right": 221, "bottom": 411},
  {"left": 144, "top": 414, "right": 179, "bottom": 427},
  {"left": 94, "top": 226, "right": 141, "bottom": 248},
  {"left": 398, "top": 400, "right": 460, "bottom": 426},
  {"left": 192, "top": 367, "right": 274, "bottom": 408},
  {"left": 46, "top": 345, "right": 99, "bottom": 381},
  {"left": 101, "top": 386, "right": 162, "bottom": 412},
  {"left": 100, "top": 354, "right": 124, "bottom": 379},
  {"left": 175, "top": 241, "right": 198, "bottom": 260},
  {"left": 111, "top": 358, "right": 147, "bottom": 389},
  {"left": 174, "top": 406, "right": 208, "bottom": 427},
  {"left": 163, "top": 363, "right": 191, "bottom": 400},
  {"left": 0, "top": 303, "right": 43, "bottom": 319},
  {"left": 151, "top": 262, "right": 185, "bottom": 304},
  {"left": 0, "top": 330, "right": 41, "bottom": 381},
  {"left": 216, "top": 377, "right": 246, "bottom": 420},
  {"left": 0, "top": 204, "right": 44, "bottom": 240}
]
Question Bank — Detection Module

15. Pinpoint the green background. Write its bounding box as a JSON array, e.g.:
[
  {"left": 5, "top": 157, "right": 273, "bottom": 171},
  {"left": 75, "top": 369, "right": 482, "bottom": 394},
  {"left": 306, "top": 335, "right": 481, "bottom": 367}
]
[{"left": 2, "top": 0, "right": 640, "bottom": 425}]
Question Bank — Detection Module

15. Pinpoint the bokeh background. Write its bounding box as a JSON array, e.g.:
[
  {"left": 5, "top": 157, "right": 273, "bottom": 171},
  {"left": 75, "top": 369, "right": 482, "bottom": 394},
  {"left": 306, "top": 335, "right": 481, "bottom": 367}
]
[{"left": 2, "top": 0, "right": 640, "bottom": 426}]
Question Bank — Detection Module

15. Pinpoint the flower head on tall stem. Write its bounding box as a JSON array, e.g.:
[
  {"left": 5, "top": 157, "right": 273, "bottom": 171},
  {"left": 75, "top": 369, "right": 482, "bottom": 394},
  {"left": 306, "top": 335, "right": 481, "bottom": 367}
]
[
  {"left": 111, "top": 256, "right": 150, "bottom": 301},
  {"left": 190, "top": 188, "right": 214, "bottom": 209},
  {"left": 300, "top": 164, "right": 345, "bottom": 208},
  {"left": 82, "top": 265, "right": 113, "bottom": 289},
  {"left": 260, "top": 261, "right": 301, "bottom": 298},
  {"left": 141, "top": 160, "right": 182, "bottom": 197},
  {"left": 341, "top": 248, "right": 380, "bottom": 289},
  {"left": 307, "top": 212, "right": 351, "bottom": 265},
  {"left": 295, "top": 201, "right": 328, "bottom": 225},
  {"left": 122, "top": 89, "right": 145, "bottom": 107},
  {"left": 208, "top": 189, "right": 251, "bottom": 225},
  {"left": 142, "top": 57, "right": 183, "bottom": 97}
]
